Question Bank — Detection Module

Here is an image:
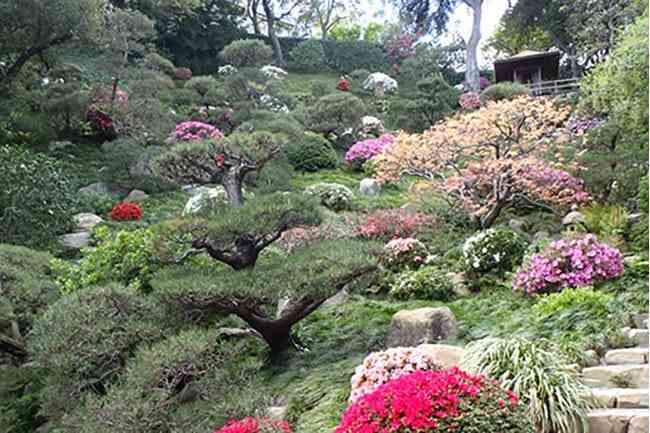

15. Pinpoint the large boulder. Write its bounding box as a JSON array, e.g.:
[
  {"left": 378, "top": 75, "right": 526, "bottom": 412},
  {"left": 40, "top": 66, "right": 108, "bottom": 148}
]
[
  {"left": 72, "top": 213, "right": 104, "bottom": 232},
  {"left": 386, "top": 307, "right": 458, "bottom": 347},
  {"left": 417, "top": 344, "right": 465, "bottom": 369},
  {"left": 125, "top": 189, "right": 149, "bottom": 202},
  {"left": 363, "top": 73, "right": 398, "bottom": 94},
  {"left": 359, "top": 178, "right": 381, "bottom": 197},
  {"left": 59, "top": 232, "right": 91, "bottom": 250}
]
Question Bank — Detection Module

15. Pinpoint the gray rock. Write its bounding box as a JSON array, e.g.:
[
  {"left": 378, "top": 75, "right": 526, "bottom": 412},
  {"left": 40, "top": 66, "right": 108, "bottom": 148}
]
[
  {"left": 604, "top": 348, "right": 649, "bottom": 365},
  {"left": 562, "top": 210, "right": 586, "bottom": 226},
  {"left": 591, "top": 389, "right": 649, "bottom": 409},
  {"left": 72, "top": 213, "right": 103, "bottom": 232},
  {"left": 78, "top": 182, "right": 112, "bottom": 195},
  {"left": 447, "top": 272, "right": 471, "bottom": 297},
  {"left": 583, "top": 349, "right": 601, "bottom": 367},
  {"left": 533, "top": 230, "right": 551, "bottom": 242},
  {"left": 322, "top": 288, "right": 349, "bottom": 307},
  {"left": 125, "top": 189, "right": 149, "bottom": 202},
  {"left": 588, "top": 409, "right": 648, "bottom": 433},
  {"left": 59, "top": 231, "right": 91, "bottom": 249},
  {"left": 359, "top": 178, "right": 381, "bottom": 197},
  {"left": 582, "top": 365, "right": 649, "bottom": 388},
  {"left": 48, "top": 140, "right": 73, "bottom": 152},
  {"left": 508, "top": 219, "right": 527, "bottom": 232},
  {"left": 417, "top": 344, "right": 465, "bottom": 369},
  {"left": 386, "top": 307, "right": 458, "bottom": 347},
  {"left": 632, "top": 313, "right": 649, "bottom": 329},
  {"left": 268, "top": 405, "right": 288, "bottom": 421},
  {"left": 629, "top": 213, "right": 643, "bottom": 225}
]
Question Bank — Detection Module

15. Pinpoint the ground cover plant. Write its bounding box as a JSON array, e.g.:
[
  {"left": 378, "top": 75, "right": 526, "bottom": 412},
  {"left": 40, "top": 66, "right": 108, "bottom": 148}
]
[{"left": 0, "top": 2, "right": 648, "bottom": 433}]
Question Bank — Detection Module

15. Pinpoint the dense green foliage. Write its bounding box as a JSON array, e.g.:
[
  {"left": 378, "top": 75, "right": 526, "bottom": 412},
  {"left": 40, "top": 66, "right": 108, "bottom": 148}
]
[
  {"left": 480, "top": 82, "right": 529, "bottom": 103},
  {"left": 220, "top": 39, "right": 274, "bottom": 67},
  {"left": 0, "top": 146, "right": 76, "bottom": 247},
  {"left": 286, "top": 132, "right": 339, "bottom": 172}
]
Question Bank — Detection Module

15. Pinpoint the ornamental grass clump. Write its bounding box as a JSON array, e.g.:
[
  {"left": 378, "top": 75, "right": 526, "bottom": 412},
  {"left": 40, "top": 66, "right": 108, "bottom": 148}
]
[
  {"left": 461, "top": 337, "right": 592, "bottom": 433},
  {"left": 513, "top": 234, "right": 624, "bottom": 295},
  {"left": 214, "top": 417, "right": 293, "bottom": 433},
  {"left": 336, "top": 368, "right": 533, "bottom": 433},
  {"left": 345, "top": 134, "right": 394, "bottom": 170},
  {"left": 172, "top": 121, "right": 224, "bottom": 142},
  {"left": 349, "top": 347, "right": 441, "bottom": 402}
]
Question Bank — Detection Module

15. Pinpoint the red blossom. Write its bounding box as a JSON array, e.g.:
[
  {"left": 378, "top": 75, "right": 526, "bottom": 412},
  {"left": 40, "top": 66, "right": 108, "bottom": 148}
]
[
  {"left": 337, "top": 78, "right": 351, "bottom": 91},
  {"left": 109, "top": 202, "right": 142, "bottom": 221}
]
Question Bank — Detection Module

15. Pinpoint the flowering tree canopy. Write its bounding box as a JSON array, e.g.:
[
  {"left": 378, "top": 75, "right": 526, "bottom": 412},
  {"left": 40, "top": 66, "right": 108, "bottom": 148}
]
[
  {"left": 155, "top": 131, "right": 281, "bottom": 206},
  {"left": 374, "top": 96, "right": 585, "bottom": 228}
]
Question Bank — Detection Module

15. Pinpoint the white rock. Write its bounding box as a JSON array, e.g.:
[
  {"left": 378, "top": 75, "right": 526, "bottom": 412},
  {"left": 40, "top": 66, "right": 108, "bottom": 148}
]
[
  {"left": 359, "top": 178, "right": 381, "bottom": 197},
  {"left": 261, "top": 65, "right": 288, "bottom": 80},
  {"left": 562, "top": 210, "right": 586, "bottom": 226},
  {"left": 59, "top": 232, "right": 91, "bottom": 249},
  {"left": 417, "top": 344, "right": 465, "bottom": 369},
  {"left": 183, "top": 186, "right": 228, "bottom": 215},
  {"left": 363, "top": 73, "right": 398, "bottom": 93},
  {"left": 72, "top": 213, "right": 103, "bottom": 232}
]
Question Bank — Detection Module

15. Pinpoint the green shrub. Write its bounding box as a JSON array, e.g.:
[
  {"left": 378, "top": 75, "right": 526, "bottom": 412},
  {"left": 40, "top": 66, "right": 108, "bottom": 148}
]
[
  {"left": 581, "top": 203, "right": 629, "bottom": 248},
  {"left": 0, "top": 146, "right": 76, "bottom": 248},
  {"left": 462, "top": 227, "right": 527, "bottom": 276},
  {"left": 58, "top": 329, "right": 267, "bottom": 433},
  {"left": 185, "top": 75, "right": 220, "bottom": 98},
  {"left": 220, "top": 39, "right": 274, "bottom": 67},
  {"left": 0, "top": 244, "right": 58, "bottom": 360},
  {"left": 480, "top": 82, "right": 529, "bottom": 103},
  {"left": 286, "top": 132, "right": 339, "bottom": 172},
  {"left": 236, "top": 110, "right": 304, "bottom": 140},
  {"left": 390, "top": 75, "right": 458, "bottom": 132},
  {"left": 350, "top": 68, "right": 370, "bottom": 82},
  {"left": 389, "top": 266, "right": 455, "bottom": 301},
  {"left": 304, "top": 182, "right": 353, "bottom": 211},
  {"left": 321, "top": 40, "right": 389, "bottom": 73},
  {"left": 311, "top": 80, "right": 334, "bottom": 98},
  {"left": 143, "top": 52, "right": 176, "bottom": 76},
  {"left": 250, "top": 157, "right": 295, "bottom": 194},
  {"left": 306, "top": 93, "right": 366, "bottom": 141},
  {"left": 533, "top": 287, "right": 614, "bottom": 318},
  {"left": 289, "top": 40, "right": 327, "bottom": 71},
  {"left": 41, "top": 82, "right": 89, "bottom": 133},
  {"left": 51, "top": 226, "right": 161, "bottom": 294},
  {"left": 0, "top": 364, "right": 45, "bottom": 433},
  {"left": 461, "top": 337, "right": 592, "bottom": 433},
  {"left": 75, "top": 191, "right": 115, "bottom": 216},
  {"left": 28, "top": 285, "right": 175, "bottom": 420}
]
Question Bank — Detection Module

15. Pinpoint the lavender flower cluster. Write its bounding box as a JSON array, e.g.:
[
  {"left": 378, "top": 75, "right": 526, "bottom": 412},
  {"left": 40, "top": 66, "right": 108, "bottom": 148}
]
[
  {"left": 513, "top": 234, "right": 623, "bottom": 295},
  {"left": 345, "top": 134, "right": 394, "bottom": 169}
]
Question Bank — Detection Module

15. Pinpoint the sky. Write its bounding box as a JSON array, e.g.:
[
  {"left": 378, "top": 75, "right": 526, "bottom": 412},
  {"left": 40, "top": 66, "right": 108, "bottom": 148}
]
[{"left": 359, "top": 0, "right": 514, "bottom": 67}]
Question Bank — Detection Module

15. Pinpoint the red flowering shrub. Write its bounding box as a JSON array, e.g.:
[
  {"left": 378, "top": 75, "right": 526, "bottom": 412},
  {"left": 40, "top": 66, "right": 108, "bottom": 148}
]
[
  {"left": 337, "top": 78, "right": 350, "bottom": 91},
  {"left": 174, "top": 67, "right": 193, "bottom": 81},
  {"left": 86, "top": 106, "right": 116, "bottom": 138},
  {"left": 109, "top": 202, "right": 142, "bottom": 221},
  {"left": 356, "top": 209, "right": 435, "bottom": 240},
  {"left": 336, "top": 368, "right": 533, "bottom": 433},
  {"left": 214, "top": 417, "right": 292, "bottom": 433}
]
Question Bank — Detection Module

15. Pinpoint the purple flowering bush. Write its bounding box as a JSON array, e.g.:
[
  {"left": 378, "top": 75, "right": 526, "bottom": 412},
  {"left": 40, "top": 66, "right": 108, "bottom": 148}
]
[
  {"left": 345, "top": 134, "right": 394, "bottom": 171},
  {"left": 513, "top": 234, "right": 624, "bottom": 295},
  {"left": 171, "top": 121, "right": 224, "bottom": 142}
]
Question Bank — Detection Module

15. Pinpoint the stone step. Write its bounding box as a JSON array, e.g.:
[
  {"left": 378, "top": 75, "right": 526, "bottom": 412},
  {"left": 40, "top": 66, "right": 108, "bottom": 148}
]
[
  {"left": 583, "top": 365, "right": 649, "bottom": 388},
  {"left": 606, "top": 349, "right": 650, "bottom": 365},
  {"left": 623, "top": 328, "right": 650, "bottom": 348},
  {"left": 632, "top": 313, "right": 649, "bottom": 329},
  {"left": 588, "top": 409, "right": 648, "bottom": 433},
  {"left": 592, "top": 388, "right": 649, "bottom": 408}
]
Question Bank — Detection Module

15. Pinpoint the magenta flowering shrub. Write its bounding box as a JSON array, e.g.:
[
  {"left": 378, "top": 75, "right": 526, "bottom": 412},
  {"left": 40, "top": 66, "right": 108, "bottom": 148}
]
[
  {"left": 349, "top": 347, "right": 441, "bottom": 402},
  {"left": 380, "top": 237, "right": 428, "bottom": 270},
  {"left": 459, "top": 92, "right": 481, "bottom": 111},
  {"left": 338, "top": 369, "right": 531, "bottom": 433},
  {"left": 214, "top": 417, "right": 292, "bottom": 433},
  {"left": 171, "top": 121, "right": 224, "bottom": 142},
  {"left": 345, "top": 134, "right": 394, "bottom": 170},
  {"left": 513, "top": 234, "right": 624, "bottom": 295}
]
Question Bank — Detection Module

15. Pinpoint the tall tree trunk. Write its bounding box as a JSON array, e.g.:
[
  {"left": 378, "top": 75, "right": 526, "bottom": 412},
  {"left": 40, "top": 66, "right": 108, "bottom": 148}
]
[
  {"left": 465, "top": 0, "right": 483, "bottom": 92},
  {"left": 247, "top": 0, "right": 262, "bottom": 35},
  {"left": 222, "top": 169, "right": 244, "bottom": 206},
  {"left": 261, "top": 0, "right": 285, "bottom": 66}
]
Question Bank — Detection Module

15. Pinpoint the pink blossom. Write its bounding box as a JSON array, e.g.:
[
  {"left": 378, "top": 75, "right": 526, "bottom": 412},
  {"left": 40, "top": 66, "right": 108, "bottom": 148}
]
[{"left": 172, "top": 121, "right": 224, "bottom": 142}]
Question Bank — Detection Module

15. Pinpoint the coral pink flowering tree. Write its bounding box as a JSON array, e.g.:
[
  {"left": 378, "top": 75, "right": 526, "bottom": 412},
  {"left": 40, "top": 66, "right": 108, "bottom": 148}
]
[
  {"left": 155, "top": 131, "right": 281, "bottom": 206},
  {"left": 514, "top": 234, "right": 624, "bottom": 295},
  {"left": 374, "top": 95, "right": 586, "bottom": 228},
  {"left": 336, "top": 368, "right": 534, "bottom": 433}
]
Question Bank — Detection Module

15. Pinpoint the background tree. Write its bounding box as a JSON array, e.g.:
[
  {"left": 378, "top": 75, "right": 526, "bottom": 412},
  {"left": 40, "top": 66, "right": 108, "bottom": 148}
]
[
  {"left": 0, "top": 0, "right": 105, "bottom": 86},
  {"left": 393, "top": 0, "right": 484, "bottom": 91},
  {"left": 155, "top": 132, "right": 282, "bottom": 206},
  {"left": 296, "top": 0, "right": 361, "bottom": 39}
]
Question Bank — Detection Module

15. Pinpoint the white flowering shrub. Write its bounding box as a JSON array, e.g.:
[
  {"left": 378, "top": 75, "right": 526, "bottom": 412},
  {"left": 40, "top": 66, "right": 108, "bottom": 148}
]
[
  {"left": 217, "top": 65, "right": 238, "bottom": 76},
  {"left": 462, "top": 228, "right": 527, "bottom": 275},
  {"left": 183, "top": 186, "right": 253, "bottom": 215},
  {"left": 259, "top": 94, "right": 289, "bottom": 112},
  {"left": 349, "top": 347, "right": 441, "bottom": 402},
  {"left": 379, "top": 237, "right": 428, "bottom": 270},
  {"left": 304, "top": 182, "right": 353, "bottom": 211},
  {"left": 260, "top": 65, "right": 288, "bottom": 80}
]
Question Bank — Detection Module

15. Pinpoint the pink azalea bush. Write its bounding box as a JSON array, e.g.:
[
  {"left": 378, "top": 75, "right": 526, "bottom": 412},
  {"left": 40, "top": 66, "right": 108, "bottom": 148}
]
[
  {"left": 171, "top": 121, "right": 224, "bottom": 142},
  {"left": 337, "top": 369, "right": 532, "bottom": 433},
  {"left": 349, "top": 347, "right": 441, "bottom": 402},
  {"left": 513, "top": 234, "right": 624, "bottom": 295},
  {"left": 356, "top": 209, "right": 436, "bottom": 240},
  {"left": 380, "top": 237, "right": 428, "bottom": 270},
  {"left": 345, "top": 134, "right": 394, "bottom": 170},
  {"left": 213, "top": 417, "right": 292, "bottom": 433},
  {"left": 459, "top": 92, "right": 481, "bottom": 111}
]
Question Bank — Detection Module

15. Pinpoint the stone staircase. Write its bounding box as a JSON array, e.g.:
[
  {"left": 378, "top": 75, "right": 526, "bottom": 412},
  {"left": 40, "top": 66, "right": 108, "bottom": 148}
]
[{"left": 582, "top": 314, "right": 649, "bottom": 433}]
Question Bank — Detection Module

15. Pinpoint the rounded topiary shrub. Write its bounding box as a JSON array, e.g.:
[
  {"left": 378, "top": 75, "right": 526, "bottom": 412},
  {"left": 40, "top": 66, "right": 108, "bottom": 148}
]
[
  {"left": 337, "top": 368, "right": 533, "bottom": 433},
  {"left": 349, "top": 347, "right": 441, "bottom": 402},
  {"left": 286, "top": 132, "right": 338, "bottom": 172},
  {"left": 289, "top": 40, "right": 326, "bottom": 72},
  {"left": 306, "top": 93, "right": 366, "bottom": 141},
  {"left": 463, "top": 227, "right": 527, "bottom": 275},
  {"left": 220, "top": 39, "right": 274, "bottom": 68},
  {"left": 379, "top": 237, "right": 428, "bottom": 271},
  {"left": 28, "top": 285, "right": 175, "bottom": 420},
  {"left": 480, "top": 82, "right": 530, "bottom": 103},
  {"left": 0, "top": 146, "right": 76, "bottom": 247},
  {"left": 304, "top": 182, "right": 353, "bottom": 211},
  {"left": 58, "top": 329, "right": 267, "bottom": 433},
  {"left": 389, "top": 266, "right": 455, "bottom": 301}
]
